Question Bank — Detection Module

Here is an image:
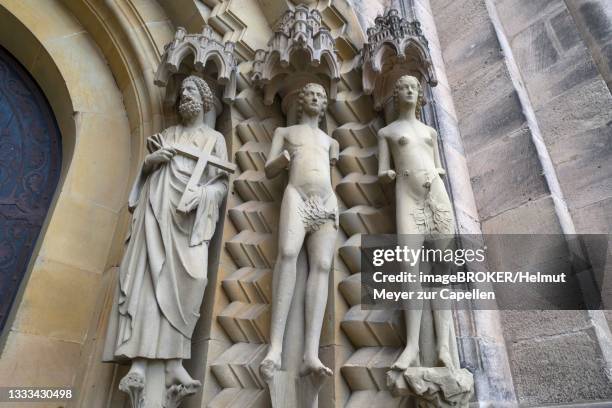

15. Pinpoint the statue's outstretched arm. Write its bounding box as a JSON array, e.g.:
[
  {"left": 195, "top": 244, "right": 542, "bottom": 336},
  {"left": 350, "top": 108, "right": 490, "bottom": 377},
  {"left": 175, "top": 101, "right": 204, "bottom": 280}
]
[{"left": 265, "top": 128, "right": 290, "bottom": 178}]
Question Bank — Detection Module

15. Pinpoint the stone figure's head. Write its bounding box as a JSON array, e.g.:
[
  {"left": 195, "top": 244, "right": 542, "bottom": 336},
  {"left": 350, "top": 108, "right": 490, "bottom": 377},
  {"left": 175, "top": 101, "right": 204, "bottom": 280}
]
[
  {"left": 393, "top": 75, "right": 423, "bottom": 119},
  {"left": 178, "top": 75, "right": 214, "bottom": 121},
  {"left": 297, "top": 83, "right": 328, "bottom": 123}
]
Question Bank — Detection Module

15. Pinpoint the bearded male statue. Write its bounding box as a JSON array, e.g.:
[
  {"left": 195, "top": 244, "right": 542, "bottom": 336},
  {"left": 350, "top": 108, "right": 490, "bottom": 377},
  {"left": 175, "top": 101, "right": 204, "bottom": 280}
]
[{"left": 103, "top": 76, "right": 229, "bottom": 405}]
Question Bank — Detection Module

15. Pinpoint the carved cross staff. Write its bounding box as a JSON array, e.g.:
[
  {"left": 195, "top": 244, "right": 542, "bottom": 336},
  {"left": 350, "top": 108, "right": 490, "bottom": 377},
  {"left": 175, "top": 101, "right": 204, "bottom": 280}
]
[{"left": 174, "top": 144, "right": 237, "bottom": 212}]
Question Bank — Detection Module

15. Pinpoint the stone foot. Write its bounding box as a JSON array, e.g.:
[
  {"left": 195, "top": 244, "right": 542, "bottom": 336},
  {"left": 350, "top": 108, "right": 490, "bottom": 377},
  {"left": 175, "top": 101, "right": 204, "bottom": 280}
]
[
  {"left": 119, "top": 372, "right": 145, "bottom": 408},
  {"left": 299, "top": 357, "right": 333, "bottom": 378},
  {"left": 437, "top": 346, "right": 453, "bottom": 368},
  {"left": 165, "top": 363, "right": 201, "bottom": 389},
  {"left": 260, "top": 352, "right": 281, "bottom": 383},
  {"left": 390, "top": 346, "right": 419, "bottom": 371},
  {"left": 164, "top": 382, "right": 201, "bottom": 408}
]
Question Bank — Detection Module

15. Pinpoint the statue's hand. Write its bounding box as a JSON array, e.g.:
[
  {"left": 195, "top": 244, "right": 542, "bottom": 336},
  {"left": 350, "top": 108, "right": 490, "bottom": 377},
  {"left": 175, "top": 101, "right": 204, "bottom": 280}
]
[
  {"left": 179, "top": 185, "right": 202, "bottom": 213},
  {"left": 145, "top": 147, "right": 176, "bottom": 167},
  {"left": 378, "top": 169, "right": 396, "bottom": 183},
  {"left": 179, "top": 184, "right": 226, "bottom": 214}
]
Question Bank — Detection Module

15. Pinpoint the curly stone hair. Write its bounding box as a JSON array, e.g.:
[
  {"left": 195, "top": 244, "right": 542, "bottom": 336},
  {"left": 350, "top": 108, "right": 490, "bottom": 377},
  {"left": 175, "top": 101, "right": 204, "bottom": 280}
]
[
  {"left": 296, "top": 83, "right": 328, "bottom": 123},
  {"left": 182, "top": 75, "right": 214, "bottom": 112},
  {"left": 393, "top": 75, "right": 424, "bottom": 119}
]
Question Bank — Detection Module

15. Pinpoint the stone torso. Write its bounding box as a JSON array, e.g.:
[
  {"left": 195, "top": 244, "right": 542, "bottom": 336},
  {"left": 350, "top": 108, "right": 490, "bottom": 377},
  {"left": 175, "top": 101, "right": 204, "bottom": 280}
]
[
  {"left": 383, "top": 120, "right": 436, "bottom": 173},
  {"left": 381, "top": 120, "right": 439, "bottom": 202},
  {"left": 282, "top": 124, "right": 334, "bottom": 198}
]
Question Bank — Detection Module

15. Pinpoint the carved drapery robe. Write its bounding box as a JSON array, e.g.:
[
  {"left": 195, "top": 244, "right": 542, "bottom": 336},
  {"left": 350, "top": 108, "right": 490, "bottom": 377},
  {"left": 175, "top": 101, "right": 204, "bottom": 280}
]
[{"left": 103, "top": 125, "right": 228, "bottom": 361}]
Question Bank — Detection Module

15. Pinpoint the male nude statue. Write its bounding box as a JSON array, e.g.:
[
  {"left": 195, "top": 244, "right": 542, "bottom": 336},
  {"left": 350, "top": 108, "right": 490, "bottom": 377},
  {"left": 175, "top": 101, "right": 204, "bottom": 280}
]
[
  {"left": 260, "top": 83, "right": 339, "bottom": 380},
  {"left": 378, "top": 75, "right": 457, "bottom": 371}
]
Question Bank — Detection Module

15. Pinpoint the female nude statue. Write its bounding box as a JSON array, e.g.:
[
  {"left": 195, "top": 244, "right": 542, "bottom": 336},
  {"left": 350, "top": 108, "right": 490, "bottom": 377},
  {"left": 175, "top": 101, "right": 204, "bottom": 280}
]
[{"left": 377, "top": 75, "right": 457, "bottom": 371}]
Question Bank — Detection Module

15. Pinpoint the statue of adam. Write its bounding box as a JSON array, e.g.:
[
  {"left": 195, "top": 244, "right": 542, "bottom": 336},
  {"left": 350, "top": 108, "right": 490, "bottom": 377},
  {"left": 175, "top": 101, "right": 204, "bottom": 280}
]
[
  {"left": 260, "top": 83, "right": 339, "bottom": 381},
  {"left": 103, "top": 76, "right": 229, "bottom": 394}
]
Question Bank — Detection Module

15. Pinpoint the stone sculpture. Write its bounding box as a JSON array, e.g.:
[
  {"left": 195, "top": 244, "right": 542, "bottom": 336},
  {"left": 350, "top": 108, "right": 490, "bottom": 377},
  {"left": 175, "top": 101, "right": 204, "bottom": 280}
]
[
  {"left": 378, "top": 75, "right": 473, "bottom": 407},
  {"left": 260, "top": 82, "right": 339, "bottom": 402},
  {"left": 103, "top": 75, "right": 235, "bottom": 408}
]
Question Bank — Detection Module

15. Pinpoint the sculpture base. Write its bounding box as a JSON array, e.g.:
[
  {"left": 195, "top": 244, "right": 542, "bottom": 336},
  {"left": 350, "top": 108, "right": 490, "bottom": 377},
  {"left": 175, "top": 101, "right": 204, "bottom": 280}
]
[
  {"left": 164, "top": 382, "right": 200, "bottom": 408},
  {"left": 266, "top": 369, "right": 328, "bottom": 408},
  {"left": 387, "top": 367, "right": 474, "bottom": 408},
  {"left": 118, "top": 361, "right": 201, "bottom": 408}
]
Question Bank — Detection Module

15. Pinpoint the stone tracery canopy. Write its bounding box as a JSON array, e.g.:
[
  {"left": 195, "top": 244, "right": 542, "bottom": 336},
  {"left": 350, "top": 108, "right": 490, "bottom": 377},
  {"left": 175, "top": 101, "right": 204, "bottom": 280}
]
[
  {"left": 362, "top": 8, "right": 438, "bottom": 111},
  {"left": 251, "top": 4, "right": 341, "bottom": 108},
  {"left": 155, "top": 26, "right": 237, "bottom": 105}
]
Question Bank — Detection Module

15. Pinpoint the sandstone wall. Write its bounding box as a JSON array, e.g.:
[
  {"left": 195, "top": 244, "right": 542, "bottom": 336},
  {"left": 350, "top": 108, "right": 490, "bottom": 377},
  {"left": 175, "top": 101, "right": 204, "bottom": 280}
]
[{"left": 429, "top": 0, "right": 612, "bottom": 405}]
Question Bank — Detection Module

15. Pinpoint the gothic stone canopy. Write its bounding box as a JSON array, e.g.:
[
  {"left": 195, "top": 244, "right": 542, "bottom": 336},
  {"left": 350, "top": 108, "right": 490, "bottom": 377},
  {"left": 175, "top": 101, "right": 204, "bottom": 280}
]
[
  {"left": 251, "top": 5, "right": 341, "bottom": 107},
  {"left": 155, "top": 26, "right": 237, "bottom": 104},
  {"left": 362, "top": 8, "right": 438, "bottom": 111}
]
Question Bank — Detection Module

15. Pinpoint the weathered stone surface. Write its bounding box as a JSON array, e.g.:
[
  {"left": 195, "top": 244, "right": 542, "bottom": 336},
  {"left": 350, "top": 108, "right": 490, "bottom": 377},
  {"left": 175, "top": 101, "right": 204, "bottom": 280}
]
[
  {"left": 577, "top": 1, "right": 612, "bottom": 44},
  {"left": 494, "top": 0, "right": 563, "bottom": 39},
  {"left": 550, "top": 9, "right": 583, "bottom": 52},
  {"left": 467, "top": 128, "right": 548, "bottom": 221},
  {"left": 434, "top": 104, "right": 464, "bottom": 156},
  {"left": 443, "top": 144, "right": 480, "bottom": 220},
  {"left": 572, "top": 196, "right": 612, "bottom": 234},
  {"left": 521, "top": 45, "right": 600, "bottom": 110},
  {"left": 450, "top": 61, "right": 513, "bottom": 123},
  {"left": 481, "top": 196, "right": 562, "bottom": 235},
  {"left": 512, "top": 21, "right": 561, "bottom": 74},
  {"left": 12, "top": 260, "right": 101, "bottom": 343},
  {"left": 0, "top": 331, "right": 81, "bottom": 387},
  {"left": 509, "top": 330, "right": 612, "bottom": 405},
  {"left": 555, "top": 129, "right": 612, "bottom": 210},
  {"left": 442, "top": 28, "right": 500, "bottom": 87},
  {"left": 500, "top": 310, "right": 591, "bottom": 341},
  {"left": 535, "top": 77, "right": 612, "bottom": 145},
  {"left": 460, "top": 90, "right": 526, "bottom": 155},
  {"left": 433, "top": 0, "right": 492, "bottom": 51}
]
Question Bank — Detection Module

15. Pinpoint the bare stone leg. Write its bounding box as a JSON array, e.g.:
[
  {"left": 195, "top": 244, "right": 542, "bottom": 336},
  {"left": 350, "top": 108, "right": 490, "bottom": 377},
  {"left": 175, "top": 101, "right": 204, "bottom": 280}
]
[
  {"left": 392, "top": 309, "right": 422, "bottom": 371},
  {"left": 433, "top": 310, "right": 453, "bottom": 367},
  {"left": 300, "top": 224, "right": 335, "bottom": 377},
  {"left": 430, "top": 235, "right": 455, "bottom": 368},
  {"left": 261, "top": 190, "right": 306, "bottom": 382},
  {"left": 392, "top": 234, "right": 425, "bottom": 371}
]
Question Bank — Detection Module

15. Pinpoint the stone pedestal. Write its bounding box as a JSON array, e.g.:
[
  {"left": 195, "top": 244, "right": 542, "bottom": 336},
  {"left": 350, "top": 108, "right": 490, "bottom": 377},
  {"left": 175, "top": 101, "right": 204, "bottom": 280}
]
[{"left": 387, "top": 367, "right": 473, "bottom": 408}]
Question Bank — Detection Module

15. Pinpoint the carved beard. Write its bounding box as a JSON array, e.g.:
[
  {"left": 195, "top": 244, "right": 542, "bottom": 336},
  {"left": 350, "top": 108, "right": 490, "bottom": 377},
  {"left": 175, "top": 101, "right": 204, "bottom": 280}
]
[{"left": 178, "top": 97, "right": 203, "bottom": 121}]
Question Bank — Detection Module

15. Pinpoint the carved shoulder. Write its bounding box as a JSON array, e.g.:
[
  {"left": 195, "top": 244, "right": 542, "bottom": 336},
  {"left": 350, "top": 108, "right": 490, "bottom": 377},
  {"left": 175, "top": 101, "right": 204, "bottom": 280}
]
[
  {"left": 377, "top": 124, "right": 391, "bottom": 140},
  {"left": 213, "top": 130, "right": 228, "bottom": 160},
  {"left": 428, "top": 125, "right": 438, "bottom": 140}
]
